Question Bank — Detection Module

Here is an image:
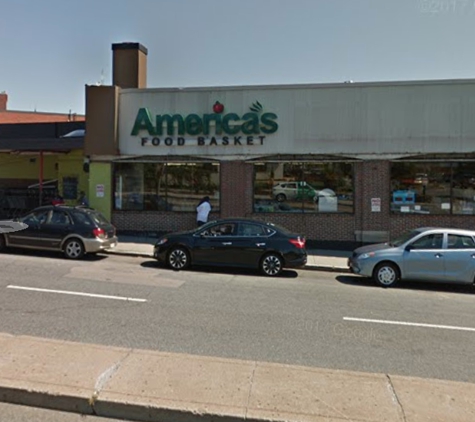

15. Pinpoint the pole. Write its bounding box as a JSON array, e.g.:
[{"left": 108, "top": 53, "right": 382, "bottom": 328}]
[{"left": 39, "top": 151, "right": 44, "bottom": 206}]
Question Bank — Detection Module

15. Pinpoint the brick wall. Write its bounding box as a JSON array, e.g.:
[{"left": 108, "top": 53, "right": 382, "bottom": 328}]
[
  {"left": 112, "top": 211, "right": 198, "bottom": 233},
  {"left": 390, "top": 215, "right": 475, "bottom": 238},
  {"left": 220, "top": 161, "right": 254, "bottom": 218}
]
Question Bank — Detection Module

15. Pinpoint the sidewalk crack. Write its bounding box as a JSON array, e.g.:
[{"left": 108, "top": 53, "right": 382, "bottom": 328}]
[
  {"left": 386, "top": 374, "right": 407, "bottom": 422},
  {"left": 89, "top": 349, "right": 133, "bottom": 415},
  {"left": 244, "top": 361, "right": 257, "bottom": 419}
]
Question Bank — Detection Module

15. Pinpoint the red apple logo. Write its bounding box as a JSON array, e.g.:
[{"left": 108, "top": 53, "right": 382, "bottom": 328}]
[{"left": 213, "top": 101, "right": 224, "bottom": 114}]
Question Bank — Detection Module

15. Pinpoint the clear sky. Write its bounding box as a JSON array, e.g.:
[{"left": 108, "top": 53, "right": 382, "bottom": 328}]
[{"left": 1, "top": 0, "right": 474, "bottom": 114}]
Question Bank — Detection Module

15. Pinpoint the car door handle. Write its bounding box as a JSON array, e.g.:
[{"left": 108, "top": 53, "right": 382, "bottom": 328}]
[
  {"left": 222, "top": 242, "right": 232, "bottom": 245},
  {"left": 435, "top": 253, "right": 443, "bottom": 258},
  {"left": 471, "top": 254, "right": 475, "bottom": 259},
  {"left": 256, "top": 243, "right": 266, "bottom": 247}
]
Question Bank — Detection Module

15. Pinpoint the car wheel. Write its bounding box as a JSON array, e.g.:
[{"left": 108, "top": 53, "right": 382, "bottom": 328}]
[
  {"left": 0, "top": 234, "right": 6, "bottom": 251},
  {"left": 167, "top": 246, "right": 190, "bottom": 271},
  {"left": 275, "top": 193, "right": 286, "bottom": 202},
  {"left": 260, "top": 253, "right": 283, "bottom": 276},
  {"left": 63, "top": 238, "right": 85, "bottom": 260},
  {"left": 373, "top": 262, "right": 399, "bottom": 288}
]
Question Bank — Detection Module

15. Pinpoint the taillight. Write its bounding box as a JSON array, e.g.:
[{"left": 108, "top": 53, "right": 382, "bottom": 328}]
[
  {"left": 289, "top": 237, "right": 306, "bottom": 249},
  {"left": 93, "top": 228, "right": 106, "bottom": 239}
]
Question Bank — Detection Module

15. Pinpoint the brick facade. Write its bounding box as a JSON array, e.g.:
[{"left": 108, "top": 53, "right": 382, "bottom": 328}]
[{"left": 111, "top": 160, "right": 475, "bottom": 245}]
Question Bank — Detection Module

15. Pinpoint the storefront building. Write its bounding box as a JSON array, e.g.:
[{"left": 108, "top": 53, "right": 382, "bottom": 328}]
[
  {"left": 0, "top": 121, "right": 87, "bottom": 218},
  {"left": 85, "top": 43, "right": 475, "bottom": 247}
]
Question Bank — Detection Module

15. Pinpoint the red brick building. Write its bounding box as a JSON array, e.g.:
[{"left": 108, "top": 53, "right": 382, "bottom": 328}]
[{"left": 0, "top": 92, "right": 84, "bottom": 124}]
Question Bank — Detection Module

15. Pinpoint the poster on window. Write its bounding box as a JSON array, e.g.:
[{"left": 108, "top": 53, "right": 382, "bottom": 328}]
[{"left": 371, "top": 198, "right": 381, "bottom": 212}]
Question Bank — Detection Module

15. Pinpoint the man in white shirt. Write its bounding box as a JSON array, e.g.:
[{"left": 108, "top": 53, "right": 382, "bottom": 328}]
[{"left": 196, "top": 196, "right": 211, "bottom": 226}]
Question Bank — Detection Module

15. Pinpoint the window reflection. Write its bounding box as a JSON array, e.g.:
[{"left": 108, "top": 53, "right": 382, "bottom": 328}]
[
  {"left": 390, "top": 162, "right": 475, "bottom": 215},
  {"left": 114, "top": 162, "right": 220, "bottom": 212},
  {"left": 253, "top": 162, "right": 354, "bottom": 213}
]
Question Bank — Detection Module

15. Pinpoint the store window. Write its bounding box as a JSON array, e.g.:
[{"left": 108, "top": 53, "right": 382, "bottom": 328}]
[
  {"left": 114, "top": 162, "right": 220, "bottom": 212},
  {"left": 391, "top": 162, "right": 475, "bottom": 215},
  {"left": 253, "top": 162, "right": 354, "bottom": 213}
]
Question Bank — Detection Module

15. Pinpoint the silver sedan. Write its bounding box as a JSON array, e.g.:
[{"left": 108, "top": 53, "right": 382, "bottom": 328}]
[{"left": 348, "top": 227, "right": 475, "bottom": 287}]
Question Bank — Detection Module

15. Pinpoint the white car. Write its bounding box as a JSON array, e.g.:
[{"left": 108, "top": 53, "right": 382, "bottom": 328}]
[{"left": 272, "top": 182, "right": 317, "bottom": 202}]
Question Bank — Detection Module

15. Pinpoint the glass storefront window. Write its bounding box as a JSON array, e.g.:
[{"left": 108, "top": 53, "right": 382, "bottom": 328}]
[
  {"left": 390, "top": 162, "right": 475, "bottom": 215},
  {"left": 253, "top": 162, "right": 354, "bottom": 213},
  {"left": 114, "top": 162, "right": 220, "bottom": 212}
]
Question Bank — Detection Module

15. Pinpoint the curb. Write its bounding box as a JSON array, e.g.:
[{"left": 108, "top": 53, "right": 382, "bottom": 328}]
[
  {"left": 103, "top": 250, "right": 153, "bottom": 259},
  {"left": 102, "top": 250, "right": 350, "bottom": 273},
  {"left": 0, "top": 386, "right": 271, "bottom": 422}
]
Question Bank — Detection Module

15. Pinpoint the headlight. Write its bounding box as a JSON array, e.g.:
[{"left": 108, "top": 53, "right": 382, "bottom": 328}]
[
  {"left": 359, "top": 252, "right": 375, "bottom": 259},
  {"left": 156, "top": 238, "right": 168, "bottom": 246}
]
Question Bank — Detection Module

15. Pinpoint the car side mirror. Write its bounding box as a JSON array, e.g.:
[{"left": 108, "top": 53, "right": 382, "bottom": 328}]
[{"left": 405, "top": 244, "right": 413, "bottom": 252}]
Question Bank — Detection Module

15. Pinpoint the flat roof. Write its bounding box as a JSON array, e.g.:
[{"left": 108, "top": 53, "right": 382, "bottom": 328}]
[{"left": 120, "top": 78, "right": 475, "bottom": 95}]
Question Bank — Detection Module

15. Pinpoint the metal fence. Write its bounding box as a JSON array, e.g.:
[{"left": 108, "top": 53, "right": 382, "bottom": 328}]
[{"left": 0, "top": 188, "right": 56, "bottom": 219}]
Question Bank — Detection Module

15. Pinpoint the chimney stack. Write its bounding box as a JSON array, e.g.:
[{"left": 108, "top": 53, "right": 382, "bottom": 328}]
[
  {"left": 112, "top": 42, "right": 148, "bottom": 89},
  {"left": 0, "top": 92, "right": 8, "bottom": 111}
]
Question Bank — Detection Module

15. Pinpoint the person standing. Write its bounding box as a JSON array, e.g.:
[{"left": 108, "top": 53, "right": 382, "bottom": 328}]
[
  {"left": 196, "top": 196, "right": 211, "bottom": 227},
  {"left": 77, "top": 191, "right": 89, "bottom": 207}
]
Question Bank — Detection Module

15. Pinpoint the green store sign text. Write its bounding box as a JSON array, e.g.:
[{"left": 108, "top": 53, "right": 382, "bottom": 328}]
[{"left": 130, "top": 107, "right": 278, "bottom": 147}]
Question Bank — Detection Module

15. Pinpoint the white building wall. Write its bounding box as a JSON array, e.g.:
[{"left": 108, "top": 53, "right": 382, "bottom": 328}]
[{"left": 118, "top": 79, "right": 475, "bottom": 160}]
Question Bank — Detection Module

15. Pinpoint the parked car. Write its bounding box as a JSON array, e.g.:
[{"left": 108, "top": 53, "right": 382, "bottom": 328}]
[
  {"left": 348, "top": 227, "right": 475, "bottom": 287},
  {"left": 272, "top": 181, "right": 318, "bottom": 202},
  {"left": 0, "top": 205, "right": 118, "bottom": 259},
  {"left": 153, "top": 218, "right": 307, "bottom": 276}
]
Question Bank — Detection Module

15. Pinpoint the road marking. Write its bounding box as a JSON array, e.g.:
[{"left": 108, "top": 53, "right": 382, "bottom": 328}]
[
  {"left": 343, "top": 317, "right": 475, "bottom": 332},
  {"left": 6, "top": 285, "right": 147, "bottom": 303}
]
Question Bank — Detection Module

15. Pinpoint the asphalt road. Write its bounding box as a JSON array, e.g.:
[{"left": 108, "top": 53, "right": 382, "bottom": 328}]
[{"left": 1, "top": 249, "right": 475, "bottom": 383}]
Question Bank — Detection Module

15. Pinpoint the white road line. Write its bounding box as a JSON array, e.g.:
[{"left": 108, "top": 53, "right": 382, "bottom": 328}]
[
  {"left": 343, "top": 317, "right": 475, "bottom": 332},
  {"left": 6, "top": 285, "right": 147, "bottom": 303}
]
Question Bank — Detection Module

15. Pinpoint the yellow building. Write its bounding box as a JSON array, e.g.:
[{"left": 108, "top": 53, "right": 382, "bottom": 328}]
[{"left": 0, "top": 122, "right": 88, "bottom": 218}]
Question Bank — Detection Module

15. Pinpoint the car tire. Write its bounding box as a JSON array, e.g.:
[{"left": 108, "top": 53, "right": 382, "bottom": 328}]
[
  {"left": 276, "top": 193, "right": 286, "bottom": 202},
  {"left": 0, "top": 234, "right": 6, "bottom": 252},
  {"left": 63, "top": 238, "right": 85, "bottom": 260},
  {"left": 260, "top": 253, "right": 283, "bottom": 276},
  {"left": 167, "top": 246, "right": 190, "bottom": 271},
  {"left": 373, "top": 262, "right": 400, "bottom": 288}
]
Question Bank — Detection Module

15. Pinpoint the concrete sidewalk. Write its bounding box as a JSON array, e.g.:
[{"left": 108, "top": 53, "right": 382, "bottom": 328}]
[
  {"left": 1, "top": 333, "right": 474, "bottom": 422},
  {"left": 105, "top": 236, "right": 351, "bottom": 273}
]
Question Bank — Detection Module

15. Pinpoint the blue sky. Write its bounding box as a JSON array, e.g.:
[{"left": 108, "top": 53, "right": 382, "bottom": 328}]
[{"left": 1, "top": 0, "right": 474, "bottom": 114}]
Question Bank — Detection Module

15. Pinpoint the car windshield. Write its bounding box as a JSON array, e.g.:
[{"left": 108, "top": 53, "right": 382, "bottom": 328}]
[{"left": 389, "top": 229, "right": 423, "bottom": 247}]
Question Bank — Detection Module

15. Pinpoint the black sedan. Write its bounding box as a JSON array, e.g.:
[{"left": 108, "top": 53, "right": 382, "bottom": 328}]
[
  {"left": 0, "top": 205, "right": 118, "bottom": 259},
  {"left": 153, "top": 218, "right": 307, "bottom": 276}
]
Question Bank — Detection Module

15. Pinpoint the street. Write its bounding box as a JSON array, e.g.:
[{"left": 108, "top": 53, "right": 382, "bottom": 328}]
[{"left": 1, "top": 249, "right": 475, "bottom": 384}]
